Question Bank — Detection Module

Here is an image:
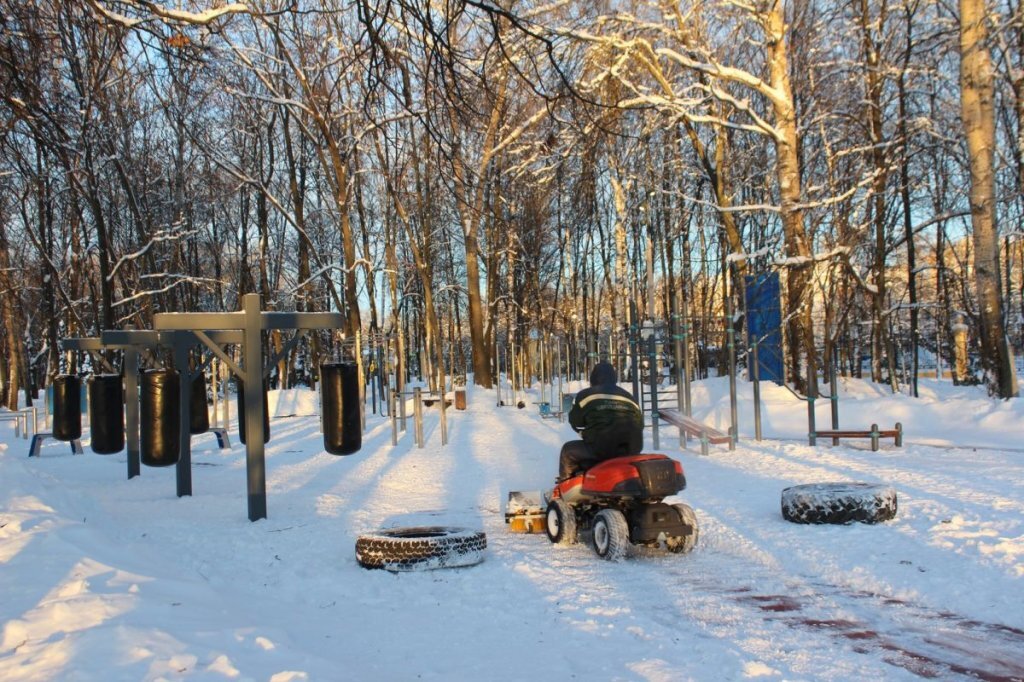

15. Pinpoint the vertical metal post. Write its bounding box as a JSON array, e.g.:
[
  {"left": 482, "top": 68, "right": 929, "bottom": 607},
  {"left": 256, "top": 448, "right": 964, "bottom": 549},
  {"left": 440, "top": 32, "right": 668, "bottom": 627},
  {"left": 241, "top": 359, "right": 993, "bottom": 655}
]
[
  {"left": 540, "top": 336, "right": 546, "bottom": 404},
  {"left": 438, "top": 367, "right": 447, "bottom": 447},
  {"left": 510, "top": 341, "right": 517, "bottom": 403},
  {"left": 557, "top": 344, "right": 563, "bottom": 422},
  {"left": 125, "top": 348, "right": 141, "bottom": 479},
  {"left": 243, "top": 293, "right": 267, "bottom": 521},
  {"left": 671, "top": 294, "right": 686, "bottom": 447},
  {"left": 830, "top": 353, "right": 840, "bottom": 445},
  {"left": 370, "top": 336, "right": 378, "bottom": 415},
  {"left": 221, "top": 355, "right": 229, "bottom": 430},
  {"left": 752, "top": 341, "right": 762, "bottom": 442},
  {"left": 870, "top": 423, "right": 879, "bottom": 452},
  {"left": 399, "top": 387, "right": 407, "bottom": 432},
  {"left": 211, "top": 357, "right": 219, "bottom": 429},
  {"left": 807, "top": 394, "right": 817, "bottom": 447},
  {"left": 173, "top": 335, "right": 193, "bottom": 497},
  {"left": 356, "top": 329, "right": 365, "bottom": 433},
  {"left": 629, "top": 300, "right": 639, "bottom": 403},
  {"left": 390, "top": 391, "right": 397, "bottom": 446},
  {"left": 726, "top": 269, "right": 738, "bottom": 450},
  {"left": 649, "top": 335, "right": 660, "bottom": 450},
  {"left": 413, "top": 387, "right": 424, "bottom": 448},
  {"left": 681, "top": 295, "right": 693, "bottom": 417}
]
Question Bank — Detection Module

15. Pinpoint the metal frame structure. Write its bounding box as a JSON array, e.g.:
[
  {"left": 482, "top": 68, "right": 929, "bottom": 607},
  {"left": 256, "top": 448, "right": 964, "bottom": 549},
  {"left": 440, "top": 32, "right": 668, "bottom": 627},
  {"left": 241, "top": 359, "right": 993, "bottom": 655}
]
[
  {"left": 153, "top": 293, "right": 345, "bottom": 521},
  {"left": 60, "top": 334, "right": 231, "bottom": 479}
]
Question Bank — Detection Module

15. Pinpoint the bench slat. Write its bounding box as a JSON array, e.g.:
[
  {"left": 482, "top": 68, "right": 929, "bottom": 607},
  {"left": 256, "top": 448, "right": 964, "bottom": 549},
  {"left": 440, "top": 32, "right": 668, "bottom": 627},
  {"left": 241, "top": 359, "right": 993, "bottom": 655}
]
[
  {"left": 658, "top": 409, "right": 729, "bottom": 439},
  {"left": 816, "top": 430, "right": 899, "bottom": 438}
]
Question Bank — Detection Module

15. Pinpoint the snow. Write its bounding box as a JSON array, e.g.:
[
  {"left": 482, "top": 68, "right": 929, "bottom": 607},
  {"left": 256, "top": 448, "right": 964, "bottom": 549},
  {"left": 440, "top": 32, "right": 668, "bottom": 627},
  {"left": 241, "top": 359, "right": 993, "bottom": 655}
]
[{"left": 1, "top": 377, "right": 1023, "bottom": 680}]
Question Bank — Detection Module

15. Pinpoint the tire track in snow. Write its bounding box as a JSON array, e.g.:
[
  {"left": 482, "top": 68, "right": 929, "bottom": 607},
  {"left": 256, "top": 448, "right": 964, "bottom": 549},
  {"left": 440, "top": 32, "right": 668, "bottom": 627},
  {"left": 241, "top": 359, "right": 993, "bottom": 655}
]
[{"left": 651, "top": 516, "right": 1024, "bottom": 681}]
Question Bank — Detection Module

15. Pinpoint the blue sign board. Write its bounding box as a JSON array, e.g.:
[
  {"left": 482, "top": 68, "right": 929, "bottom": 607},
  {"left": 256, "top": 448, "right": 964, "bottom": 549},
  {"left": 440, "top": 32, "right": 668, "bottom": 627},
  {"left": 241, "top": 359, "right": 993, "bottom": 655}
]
[{"left": 745, "top": 273, "right": 784, "bottom": 384}]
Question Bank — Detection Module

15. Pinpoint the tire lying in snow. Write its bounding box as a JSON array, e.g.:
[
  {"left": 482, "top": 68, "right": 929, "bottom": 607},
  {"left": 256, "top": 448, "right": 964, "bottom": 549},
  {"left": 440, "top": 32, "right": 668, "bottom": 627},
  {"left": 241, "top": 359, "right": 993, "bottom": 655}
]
[
  {"left": 355, "top": 526, "right": 487, "bottom": 571},
  {"left": 781, "top": 482, "right": 897, "bottom": 525}
]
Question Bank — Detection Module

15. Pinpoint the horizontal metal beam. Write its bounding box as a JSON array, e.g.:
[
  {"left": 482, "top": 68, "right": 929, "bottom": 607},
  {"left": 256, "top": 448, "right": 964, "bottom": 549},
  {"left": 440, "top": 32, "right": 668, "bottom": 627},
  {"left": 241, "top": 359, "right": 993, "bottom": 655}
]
[
  {"left": 153, "top": 312, "right": 246, "bottom": 331},
  {"left": 60, "top": 337, "right": 109, "bottom": 351},
  {"left": 101, "top": 330, "right": 169, "bottom": 348},
  {"left": 155, "top": 311, "right": 344, "bottom": 332},
  {"left": 261, "top": 312, "right": 346, "bottom": 330}
]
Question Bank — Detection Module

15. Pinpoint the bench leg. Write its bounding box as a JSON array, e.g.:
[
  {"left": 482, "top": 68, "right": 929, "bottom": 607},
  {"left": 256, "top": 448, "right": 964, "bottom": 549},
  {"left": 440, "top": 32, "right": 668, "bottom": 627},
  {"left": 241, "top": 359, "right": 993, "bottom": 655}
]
[
  {"left": 701, "top": 435, "right": 709, "bottom": 457},
  {"left": 28, "top": 434, "right": 46, "bottom": 458},
  {"left": 211, "top": 427, "right": 231, "bottom": 449},
  {"left": 895, "top": 422, "right": 903, "bottom": 447},
  {"left": 870, "top": 424, "right": 879, "bottom": 452}
]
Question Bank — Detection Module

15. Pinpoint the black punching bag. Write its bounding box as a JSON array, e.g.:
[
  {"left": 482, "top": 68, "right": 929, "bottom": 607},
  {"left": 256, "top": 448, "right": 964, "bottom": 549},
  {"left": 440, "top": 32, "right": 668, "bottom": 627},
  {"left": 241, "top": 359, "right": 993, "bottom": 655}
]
[
  {"left": 236, "top": 378, "right": 270, "bottom": 444},
  {"left": 88, "top": 374, "right": 124, "bottom": 454},
  {"left": 52, "top": 374, "right": 82, "bottom": 442},
  {"left": 190, "top": 372, "right": 210, "bottom": 435},
  {"left": 320, "top": 362, "right": 361, "bottom": 455},
  {"left": 140, "top": 369, "right": 180, "bottom": 467}
]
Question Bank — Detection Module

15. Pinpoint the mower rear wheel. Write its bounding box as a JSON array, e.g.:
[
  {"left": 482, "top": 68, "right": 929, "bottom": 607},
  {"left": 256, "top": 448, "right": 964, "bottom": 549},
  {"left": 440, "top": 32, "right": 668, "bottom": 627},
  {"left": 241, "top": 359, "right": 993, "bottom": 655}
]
[
  {"left": 545, "top": 499, "right": 577, "bottom": 545},
  {"left": 592, "top": 509, "right": 629, "bottom": 560},
  {"left": 666, "top": 503, "right": 699, "bottom": 554}
]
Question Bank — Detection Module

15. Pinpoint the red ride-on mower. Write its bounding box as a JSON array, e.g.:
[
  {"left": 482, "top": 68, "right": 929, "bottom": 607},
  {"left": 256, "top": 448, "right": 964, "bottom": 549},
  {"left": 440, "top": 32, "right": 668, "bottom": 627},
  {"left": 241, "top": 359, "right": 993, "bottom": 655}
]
[{"left": 545, "top": 453, "right": 698, "bottom": 560}]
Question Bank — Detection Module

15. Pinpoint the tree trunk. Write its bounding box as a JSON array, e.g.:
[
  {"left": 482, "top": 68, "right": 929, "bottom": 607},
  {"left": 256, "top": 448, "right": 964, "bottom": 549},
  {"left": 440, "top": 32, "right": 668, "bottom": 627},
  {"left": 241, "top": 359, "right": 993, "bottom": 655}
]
[
  {"left": 960, "top": 0, "right": 1019, "bottom": 397},
  {"left": 766, "top": 3, "right": 815, "bottom": 394}
]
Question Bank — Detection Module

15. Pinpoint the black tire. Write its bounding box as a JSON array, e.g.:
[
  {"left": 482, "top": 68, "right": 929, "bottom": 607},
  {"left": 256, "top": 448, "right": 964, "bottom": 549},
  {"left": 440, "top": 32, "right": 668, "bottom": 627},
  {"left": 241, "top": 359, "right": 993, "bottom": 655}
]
[
  {"left": 355, "top": 526, "right": 487, "bottom": 571},
  {"left": 592, "top": 509, "right": 629, "bottom": 561},
  {"left": 666, "top": 503, "right": 699, "bottom": 554},
  {"left": 545, "top": 499, "right": 577, "bottom": 545},
  {"left": 781, "top": 482, "right": 897, "bottom": 525}
]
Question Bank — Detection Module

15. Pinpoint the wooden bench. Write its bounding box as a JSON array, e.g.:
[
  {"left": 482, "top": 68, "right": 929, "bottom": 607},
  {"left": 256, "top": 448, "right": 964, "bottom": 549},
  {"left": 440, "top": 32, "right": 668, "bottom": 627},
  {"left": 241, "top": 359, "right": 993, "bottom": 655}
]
[
  {"left": 657, "top": 408, "right": 733, "bottom": 456},
  {"left": 812, "top": 423, "right": 902, "bottom": 451}
]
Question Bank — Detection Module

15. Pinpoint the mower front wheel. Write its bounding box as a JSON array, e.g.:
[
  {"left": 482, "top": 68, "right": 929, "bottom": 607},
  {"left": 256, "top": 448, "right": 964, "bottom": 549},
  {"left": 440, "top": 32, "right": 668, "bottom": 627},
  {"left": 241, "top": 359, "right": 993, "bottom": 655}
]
[
  {"left": 546, "top": 499, "right": 577, "bottom": 545},
  {"left": 592, "top": 509, "right": 629, "bottom": 560}
]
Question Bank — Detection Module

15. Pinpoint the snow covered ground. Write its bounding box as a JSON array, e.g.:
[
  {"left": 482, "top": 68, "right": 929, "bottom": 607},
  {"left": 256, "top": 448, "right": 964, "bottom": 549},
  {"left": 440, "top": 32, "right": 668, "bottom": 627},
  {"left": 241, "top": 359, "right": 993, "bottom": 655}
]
[{"left": 1, "top": 377, "right": 1022, "bottom": 681}]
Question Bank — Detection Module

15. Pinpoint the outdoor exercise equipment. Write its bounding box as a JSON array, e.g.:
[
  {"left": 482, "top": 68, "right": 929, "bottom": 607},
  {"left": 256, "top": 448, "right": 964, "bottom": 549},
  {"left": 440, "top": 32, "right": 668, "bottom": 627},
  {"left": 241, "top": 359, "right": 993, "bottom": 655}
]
[
  {"left": 806, "top": 353, "right": 903, "bottom": 451},
  {"left": 153, "top": 293, "right": 347, "bottom": 521},
  {"left": 100, "top": 329, "right": 231, "bottom": 488},
  {"left": 54, "top": 334, "right": 228, "bottom": 477},
  {"left": 141, "top": 368, "right": 180, "bottom": 467},
  {"left": 52, "top": 374, "right": 82, "bottom": 442},
  {"left": 320, "top": 362, "right": 361, "bottom": 455},
  {"left": 634, "top": 293, "right": 737, "bottom": 454},
  {"left": 88, "top": 374, "right": 124, "bottom": 455}
]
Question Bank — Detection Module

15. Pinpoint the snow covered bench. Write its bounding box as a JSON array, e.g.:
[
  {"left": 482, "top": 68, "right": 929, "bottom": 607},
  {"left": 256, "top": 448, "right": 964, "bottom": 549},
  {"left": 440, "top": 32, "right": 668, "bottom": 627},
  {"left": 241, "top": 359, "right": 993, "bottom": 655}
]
[
  {"left": 657, "top": 408, "right": 733, "bottom": 457},
  {"left": 812, "top": 423, "right": 902, "bottom": 452}
]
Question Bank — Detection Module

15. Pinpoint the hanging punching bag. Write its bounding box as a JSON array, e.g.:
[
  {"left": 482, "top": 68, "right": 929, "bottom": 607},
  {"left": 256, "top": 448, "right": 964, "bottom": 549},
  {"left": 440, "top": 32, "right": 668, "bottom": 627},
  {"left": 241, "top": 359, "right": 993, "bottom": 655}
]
[
  {"left": 88, "top": 374, "right": 124, "bottom": 454},
  {"left": 52, "top": 374, "right": 82, "bottom": 442},
  {"left": 190, "top": 372, "right": 210, "bottom": 435},
  {"left": 236, "top": 377, "right": 270, "bottom": 444},
  {"left": 140, "top": 369, "right": 180, "bottom": 467},
  {"left": 320, "top": 362, "right": 361, "bottom": 455}
]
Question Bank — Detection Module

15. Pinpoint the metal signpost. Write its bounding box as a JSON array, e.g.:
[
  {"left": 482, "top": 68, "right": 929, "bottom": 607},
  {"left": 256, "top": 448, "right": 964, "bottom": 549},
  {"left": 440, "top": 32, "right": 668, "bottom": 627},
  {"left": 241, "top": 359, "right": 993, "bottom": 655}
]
[{"left": 153, "top": 293, "right": 345, "bottom": 521}]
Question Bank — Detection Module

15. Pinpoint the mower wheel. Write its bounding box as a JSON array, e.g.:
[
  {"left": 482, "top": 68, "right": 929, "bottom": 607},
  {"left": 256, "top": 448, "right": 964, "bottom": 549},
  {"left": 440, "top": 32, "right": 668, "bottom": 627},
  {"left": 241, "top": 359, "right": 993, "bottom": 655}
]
[
  {"left": 781, "top": 482, "right": 897, "bottom": 525},
  {"left": 666, "top": 503, "right": 699, "bottom": 554},
  {"left": 355, "top": 526, "right": 487, "bottom": 571},
  {"left": 592, "top": 509, "right": 629, "bottom": 561},
  {"left": 545, "top": 499, "right": 577, "bottom": 545}
]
